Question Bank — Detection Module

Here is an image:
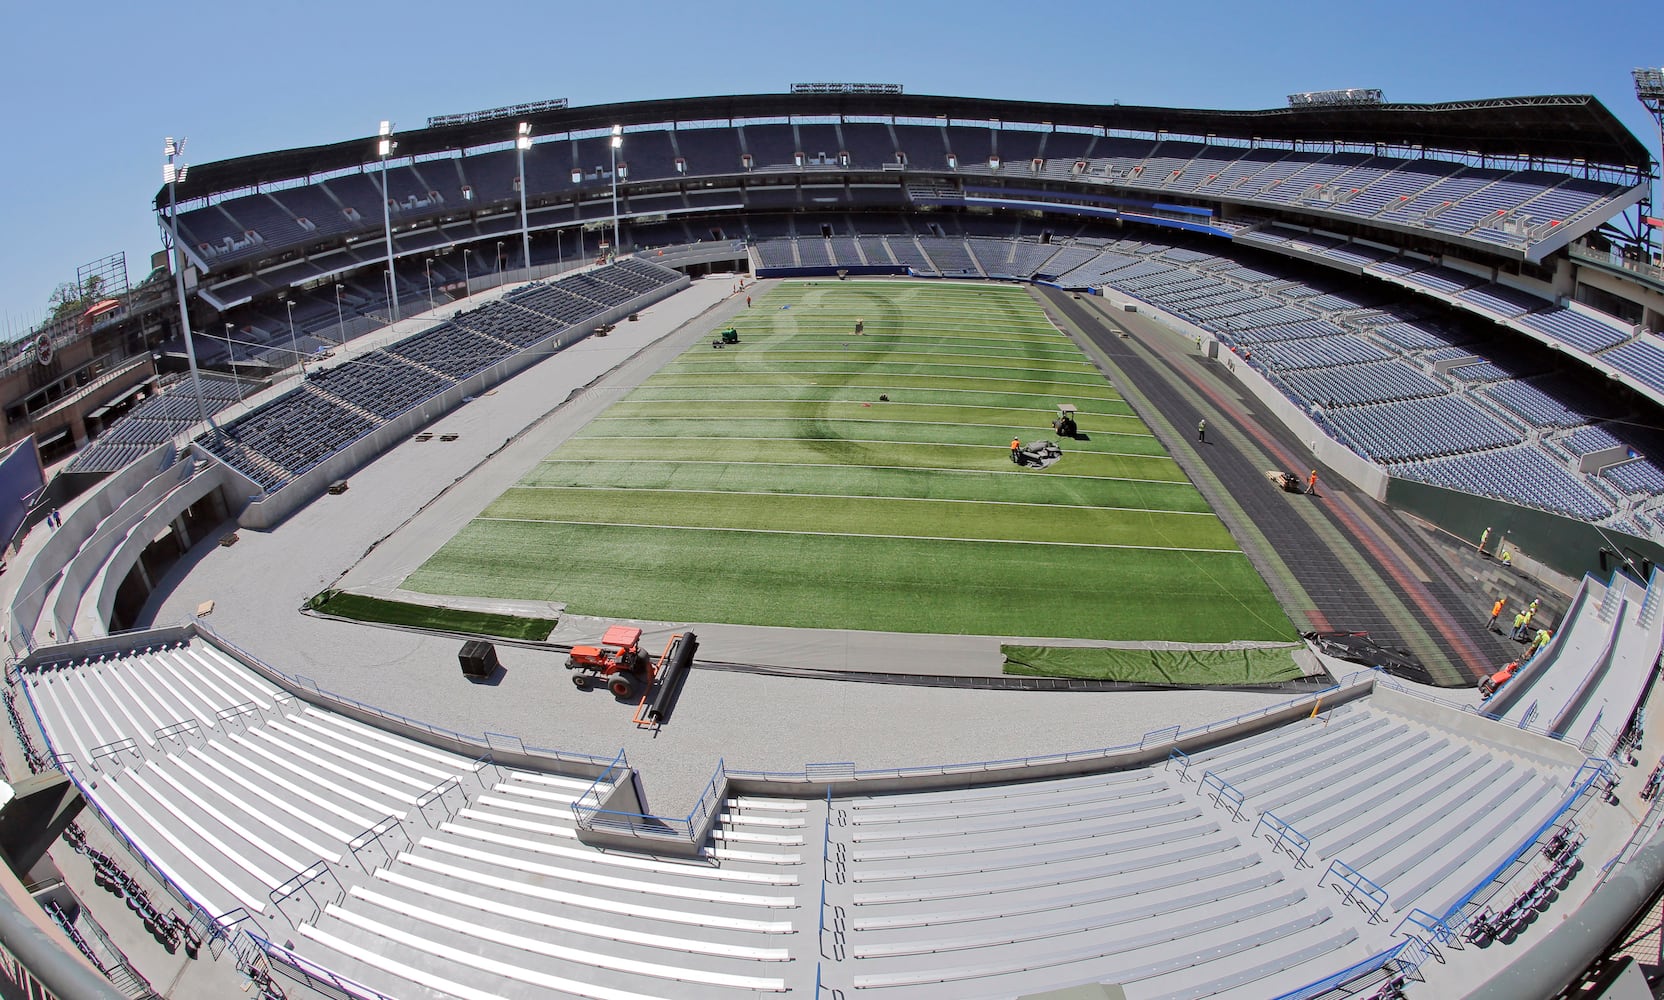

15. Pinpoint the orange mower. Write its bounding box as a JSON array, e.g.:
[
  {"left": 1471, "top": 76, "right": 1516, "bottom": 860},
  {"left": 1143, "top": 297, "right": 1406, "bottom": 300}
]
[{"left": 566, "top": 625, "right": 651, "bottom": 699}]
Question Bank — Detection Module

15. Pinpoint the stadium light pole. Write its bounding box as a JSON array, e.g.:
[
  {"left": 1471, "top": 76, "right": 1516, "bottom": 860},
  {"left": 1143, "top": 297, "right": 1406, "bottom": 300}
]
[
  {"left": 161, "top": 137, "right": 213, "bottom": 433},
  {"left": 378, "top": 121, "right": 400, "bottom": 323},
  {"left": 223, "top": 323, "right": 244, "bottom": 402},
  {"left": 610, "top": 125, "right": 623, "bottom": 258},
  {"left": 1634, "top": 68, "right": 1664, "bottom": 260},
  {"left": 462, "top": 248, "right": 472, "bottom": 292},
  {"left": 284, "top": 298, "right": 306, "bottom": 377},
  {"left": 555, "top": 228, "right": 563, "bottom": 274},
  {"left": 425, "top": 258, "right": 435, "bottom": 310},
  {"left": 497, "top": 240, "right": 505, "bottom": 275},
  {"left": 334, "top": 283, "right": 345, "bottom": 346},
  {"left": 516, "top": 122, "right": 533, "bottom": 273}
]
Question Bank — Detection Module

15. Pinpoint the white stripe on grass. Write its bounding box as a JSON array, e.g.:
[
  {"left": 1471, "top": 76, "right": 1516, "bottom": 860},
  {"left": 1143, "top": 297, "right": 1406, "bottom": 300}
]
[
  {"left": 627, "top": 384, "right": 1126, "bottom": 404},
  {"left": 569, "top": 434, "right": 1176, "bottom": 463},
  {"left": 669, "top": 353, "right": 1100, "bottom": 369},
  {"left": 536, "top": 458, "right": 1192, "bottom": 487},
  {"left": 661, "top": 358, "right": 1099, "bottom": 375},
  {"left": 652, "top": 371, "right": 1110, "bottom": 390},
  {"left": 588, "top": 414, "right": 1156, "bottom": 438},
  {"left": 508, "top": 484, "right": 1217, "bottom": 516},
  {"left": 474, "top": 517, "right": 1239, "bottom": 554}
]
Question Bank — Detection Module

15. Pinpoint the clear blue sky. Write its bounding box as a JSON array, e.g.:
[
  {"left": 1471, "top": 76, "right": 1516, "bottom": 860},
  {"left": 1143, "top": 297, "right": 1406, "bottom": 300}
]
[{"left": 0, "top": 0, "right": 1658, "bottom": 337}]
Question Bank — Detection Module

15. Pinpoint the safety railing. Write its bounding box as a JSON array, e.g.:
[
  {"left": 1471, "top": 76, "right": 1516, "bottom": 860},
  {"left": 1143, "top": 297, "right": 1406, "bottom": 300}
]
[
  {"left": 1254, "top": 811, "right": 1312, "bottom": 868},
  {"left": 1320, "top": 858, "right": 1389, "bottom": 922},
  {"left": 1374, "top": 673, "right": 1587, "bottom": 747},
  {"left": 1439, "top": 757, "right": 1612, "bottom": 931},
  {"left": 1271, "top": 940, "right": 1410, "bottom": 1000},
  {"left": 1165, "top": 747, "right": 1194, "bottom": 781},
  {"left": 729, "top": 671, "right": 1374, "bottom": 785},
  {"left": 346, "top": 816, "right": 407, "bottom": 875},
  {"left": 244, "top": 929, "right": 401, "bottom": 1000},
  {"left": 1198, "top": 770, "right": 1247, "bottom": 822},
  {"left": 268, "top": 861, "right": 344, "bottom": 927},
  {"left": 151, "top": 718, "right": 201, "bottom": 750},
  {"left": 212, "top": 701, "right": 264, "bottom": 734},
  {"left": 88, "top": 738, "right": 141, "bottom": 773},
  {"left": 1395, "top": 907, "right": 1457, "bottom": 949},
  {"left": 414, "top": 775, "right": 467, "bottom": 828},
  {"left": 573, "top": 758, "right": 730, "bottom": 847}
]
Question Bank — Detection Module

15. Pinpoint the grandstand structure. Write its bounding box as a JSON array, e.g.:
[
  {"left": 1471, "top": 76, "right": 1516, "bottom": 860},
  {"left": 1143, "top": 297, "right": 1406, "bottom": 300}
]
[{"left": 3, "top": 87, "right": 1664, "bottom": 1000}]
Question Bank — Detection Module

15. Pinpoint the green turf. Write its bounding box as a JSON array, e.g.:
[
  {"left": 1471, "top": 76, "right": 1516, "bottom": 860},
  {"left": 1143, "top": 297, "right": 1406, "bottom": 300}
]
[
  {"left": 405, "top": 280, "right": 1297, "bottom": 641},
  {"left": 1000, "top": 644, "right": 1306, "bottom": 685},
  {"left": 307, "top": 590, "right": 557, "bottom": 641}
]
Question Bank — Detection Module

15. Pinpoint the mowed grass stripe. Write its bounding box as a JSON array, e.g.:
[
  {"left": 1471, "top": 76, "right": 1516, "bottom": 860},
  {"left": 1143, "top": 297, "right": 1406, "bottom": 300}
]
[
  {"left": 556, "top": 438, "right": 1188, "bottom": 480},
  {"left": 578, "top": 419, "right": 1171, "bottom": 455},
  {"left": 766, "top": 335, "right": 1086, "bottom": 356},
  {"left": 649, "top": 372, "right": 1112, "bottom": 393},
  {"left": 622, "top": 385, "right": 1134, "bottom": 412},
  {"left": 406, "top": 522, "right": 1295, "bottom": 641},
  {"left": 481, "top": 489, "right": 1235, "bottom": 549},
  {"left": 521, "top": 461, "right": 1214, "bottom": 511},
  {"left": 657, "top": 361, "right": 1110, "bottom": 383},
  {"left": 669, "top": 350, "right": 1100, "bottom": 369},
  {"left": 605, "top": 400, "right": 1152, "bottom": 434},
  {"left": 515, "top": 484, "right": 1212, "bottom": 516}
]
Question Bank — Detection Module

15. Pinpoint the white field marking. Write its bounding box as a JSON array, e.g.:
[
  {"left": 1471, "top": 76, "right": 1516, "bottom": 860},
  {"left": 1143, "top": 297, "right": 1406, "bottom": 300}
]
[
  {"left": 666, "top": 353, "right": 1099, "bottom": 369},
  {"left": 612, "top": 396, "right": 1145, "bottom": 420},
  {"left": 568, "top": 435, "right": 1176, "bottom": 463},
  {"left": 475, "top": 518, "right": 1239, "bottom": 554},
  {"left": 589, "top": 413, "right": 1156, "bottom": 439},
  {"left": 506, "top": 485, "right": 1215, "bottom": 517},
  {"left": 535, "top": 458, "right": 1193, "bottom": 487},
  {"left": 627, "top": 383, "right": 1125, "bottom": 404},
  {"left": 652, "top": 370, "right": 1106, "bottom": 389}
]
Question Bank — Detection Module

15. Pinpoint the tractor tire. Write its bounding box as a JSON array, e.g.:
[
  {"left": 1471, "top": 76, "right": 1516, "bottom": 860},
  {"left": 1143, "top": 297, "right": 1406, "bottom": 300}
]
[
  {"left": 609, "top": 674, "right": 638, "bottom": 700},
  {"left": 571, "top": 674, "right": 591, "bottom": 691}
]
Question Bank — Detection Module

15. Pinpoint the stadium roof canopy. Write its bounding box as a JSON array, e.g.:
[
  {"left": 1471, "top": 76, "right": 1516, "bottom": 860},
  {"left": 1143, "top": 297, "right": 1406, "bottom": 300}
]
[{"left": 159, "top": 91, "right": 1651, "bottom": 206}]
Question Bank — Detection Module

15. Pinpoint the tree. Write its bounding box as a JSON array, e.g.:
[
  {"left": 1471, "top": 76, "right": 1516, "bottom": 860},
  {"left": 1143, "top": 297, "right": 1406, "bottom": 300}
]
[{"left": 44, "top": 275, "right": 107, "bottom": 321}]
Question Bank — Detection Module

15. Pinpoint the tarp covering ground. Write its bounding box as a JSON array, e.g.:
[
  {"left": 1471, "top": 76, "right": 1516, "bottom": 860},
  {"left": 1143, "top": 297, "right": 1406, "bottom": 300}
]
[{"left": 1001, "top": 643, "right": 1306, "bottom": 685}]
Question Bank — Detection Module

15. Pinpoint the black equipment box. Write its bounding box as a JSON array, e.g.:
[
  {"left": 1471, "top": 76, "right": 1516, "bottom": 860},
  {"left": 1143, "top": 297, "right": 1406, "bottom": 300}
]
[{"left": 459, "top": 640, "right": 499, "bottom": 678}]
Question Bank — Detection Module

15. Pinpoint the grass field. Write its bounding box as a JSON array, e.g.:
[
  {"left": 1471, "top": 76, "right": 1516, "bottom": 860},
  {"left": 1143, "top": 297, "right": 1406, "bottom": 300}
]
[{"left": 404, "top": 281, "right": 1296, "bottom": 641}]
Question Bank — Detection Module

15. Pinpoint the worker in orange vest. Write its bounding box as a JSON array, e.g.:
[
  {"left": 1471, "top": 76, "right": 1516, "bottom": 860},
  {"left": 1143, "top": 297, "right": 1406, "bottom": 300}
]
[
  {"left": 1488, "top": 598, "right": 1506, "bottom": 632},
  {"left": 1011, "top": 437, "right": 1022, "bottom": 464}
]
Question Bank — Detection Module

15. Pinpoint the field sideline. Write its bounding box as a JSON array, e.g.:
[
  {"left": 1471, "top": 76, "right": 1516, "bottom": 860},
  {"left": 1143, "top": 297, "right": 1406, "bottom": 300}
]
[{"left": 404, "top": 281, "right": 1297, "bottom": 642}]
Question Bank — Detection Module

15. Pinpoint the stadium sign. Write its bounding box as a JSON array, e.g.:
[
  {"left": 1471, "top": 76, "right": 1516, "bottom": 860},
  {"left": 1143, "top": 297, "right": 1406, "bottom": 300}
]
[
  {"left": 1287, "top": 88, "right": 1385, "bottom": 108},
  {"left": 791, "top": 82, "right": 904, "bottom": 95},
  {"left": 428, "top": 99, "right": 569, "bottom": 129}
]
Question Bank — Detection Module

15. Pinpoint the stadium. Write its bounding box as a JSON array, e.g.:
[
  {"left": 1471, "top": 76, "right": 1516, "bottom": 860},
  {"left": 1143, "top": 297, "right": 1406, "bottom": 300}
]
[{"left": 0, "top": 66, "right": 1663, "bottom": 1000}]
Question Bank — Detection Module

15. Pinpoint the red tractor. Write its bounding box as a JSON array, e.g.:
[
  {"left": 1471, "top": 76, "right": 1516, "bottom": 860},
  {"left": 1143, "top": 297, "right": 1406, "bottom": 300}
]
[{"left": 566, "top": 625, "right": 651, "bottom": 699}]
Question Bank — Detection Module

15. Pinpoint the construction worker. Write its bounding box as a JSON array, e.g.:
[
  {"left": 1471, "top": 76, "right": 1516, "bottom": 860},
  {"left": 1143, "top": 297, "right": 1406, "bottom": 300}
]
[
  {"left": 1500, "top": 548, "right": 1513, "bottom": 567},
  {"left": 1534, "top": 629, "right": 1551, "bottom": 651},
  {"left": 1307, "top": 470, "right": 1318, "bottom": 495},
  {"left": 1479, "top": 526, "right": 1491, "bottom": 555},
  {"left": 1488, "top": 598, "right": 1506, "bottom": 631},
  {"left": 1511, "top": 611, "right": 1529, "bottom": 641},
  {"left": 1011, "top": 437, "right": 1022, "bottom": 465},
  {"left": 1529, "top": 598, "right": 1540, "bottom": 616},
  {"left": 1197, "top": 419, "right": 1207, "bottom": 443}
]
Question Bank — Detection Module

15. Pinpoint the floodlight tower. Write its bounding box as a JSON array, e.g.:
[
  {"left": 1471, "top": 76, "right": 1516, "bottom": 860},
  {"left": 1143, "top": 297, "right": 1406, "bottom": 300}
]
[
  {"left": 378, "top": 121, "right": 401, "bottom": 322},
  {"left": 160, "top": 137, "right": 213, "bottom": 433},
  {"left": 516, "top": 122, "right": 533, "bottom": 272},
  {"left": 610, "top": 125, "right": 624, "bottom": 257},
  {"left": 1635, "top": 68, "right": 1664, "bottom": 258}
]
